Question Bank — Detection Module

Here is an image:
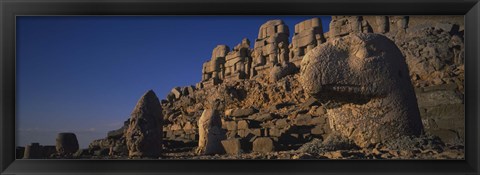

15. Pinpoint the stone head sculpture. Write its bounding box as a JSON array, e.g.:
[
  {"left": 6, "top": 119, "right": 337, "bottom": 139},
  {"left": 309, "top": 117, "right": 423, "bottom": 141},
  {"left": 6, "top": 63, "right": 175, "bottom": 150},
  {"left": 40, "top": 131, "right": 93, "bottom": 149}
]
[{"left": 300, "top": 33, "right": 424, "bottom": 147}]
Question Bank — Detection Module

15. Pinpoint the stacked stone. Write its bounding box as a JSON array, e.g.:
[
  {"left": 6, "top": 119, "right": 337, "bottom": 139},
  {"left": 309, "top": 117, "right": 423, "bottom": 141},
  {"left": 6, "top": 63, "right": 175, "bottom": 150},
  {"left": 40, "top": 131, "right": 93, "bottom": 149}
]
[
  {"left": 224, "top": 38, "right": 253, "bottom": 81},
  {"left": 290, "top": 17, "right": 325, "bottom": 67},
  {"left": 163, "top": 121, "right": 198, "bottom": 141},
  {"left": 201, "top": 45, "right": 230, "bottom": 87},
  {"left": 251, "top": 20, "right": 290, "bottom": 77}
]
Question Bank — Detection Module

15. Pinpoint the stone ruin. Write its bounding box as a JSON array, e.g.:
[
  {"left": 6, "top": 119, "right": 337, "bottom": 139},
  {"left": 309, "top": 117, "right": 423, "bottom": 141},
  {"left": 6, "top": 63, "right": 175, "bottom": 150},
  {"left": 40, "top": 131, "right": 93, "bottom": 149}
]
[
  {"left": 63, "top": 16, "right": 464, "bottom": 159},
  {"left": 290, "top": 17, "right": 325, "bottom": 67},
  {"left": 18, "top": 133, "right": 79, "bottom": 159},
  {"left": 199, "top": 19, "right": 295, "bottom": 88},
  {"left": 224, "top": 38, "right": 252, "bottom": 81},
  {"left": 201, "top": 45, "right": 230, "bottom": 87}
]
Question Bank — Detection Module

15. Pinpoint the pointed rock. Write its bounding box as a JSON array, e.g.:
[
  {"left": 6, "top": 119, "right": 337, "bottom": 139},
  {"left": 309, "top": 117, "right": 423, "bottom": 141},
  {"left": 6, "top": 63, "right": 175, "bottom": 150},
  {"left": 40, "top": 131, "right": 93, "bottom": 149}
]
[{"left": 125, "top": 90, "right": 163, "bottom": 158}]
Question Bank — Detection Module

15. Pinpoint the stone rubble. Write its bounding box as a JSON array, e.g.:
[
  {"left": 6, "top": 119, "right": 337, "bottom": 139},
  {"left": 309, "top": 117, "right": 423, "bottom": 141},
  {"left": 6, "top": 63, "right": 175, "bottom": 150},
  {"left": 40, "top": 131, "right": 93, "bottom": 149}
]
[{"left": 19, "top": 16, "right": 464, "bottom": 160}]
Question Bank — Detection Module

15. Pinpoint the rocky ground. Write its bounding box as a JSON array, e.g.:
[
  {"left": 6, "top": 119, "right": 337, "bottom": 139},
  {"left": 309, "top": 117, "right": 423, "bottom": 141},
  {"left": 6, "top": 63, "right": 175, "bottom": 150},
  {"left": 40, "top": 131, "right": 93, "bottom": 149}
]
[{"left": 19, "top": 16, "right": 465, "bottom": 160}]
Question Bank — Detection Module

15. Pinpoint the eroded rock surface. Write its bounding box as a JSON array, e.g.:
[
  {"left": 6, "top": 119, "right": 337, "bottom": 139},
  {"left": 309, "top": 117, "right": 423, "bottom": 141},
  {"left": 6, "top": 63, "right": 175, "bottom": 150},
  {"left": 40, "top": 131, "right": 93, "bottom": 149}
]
[
  {"left": 125, "top": 90, "right": 163, "bottom": 158},
  {"left": 300, "top": 33, "right": 424, "bottom": 147}
]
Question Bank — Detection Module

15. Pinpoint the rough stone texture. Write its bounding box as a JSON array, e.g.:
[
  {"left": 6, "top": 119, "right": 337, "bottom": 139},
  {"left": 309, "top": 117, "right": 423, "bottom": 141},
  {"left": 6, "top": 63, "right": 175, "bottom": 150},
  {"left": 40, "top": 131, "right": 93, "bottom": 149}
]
[
  {"left": 253, "top": 137, "right": 274, "bottom": 153},
  {"left": 269, "top": 62, "right": 298, "bottom": 82},
  {"left": 125, "top": 90, "right": 163, "bottom": 157},
  {"left": 84, "top": 17, "right": 463, "bottom": 160},
  {"left": 221, "top": 138, "right": 242, "bottom": 155},
  {"left": 202, "top": 45, "right": 230, "bottom": 86},
  {"left": 290, "top": 18, "right": 325, "bottom": 67},
  {"left": 55, "top": 133, "right": 79, "bottom": 156},
  {"left": 252, "top": 20, "right": 290, "bottom": 77},
  {"left": 229, "top": 107, "right": 258, "bottom": 118},
  {"left": 196, "top": 109, "right": 226, "bottom": 155},
  {"left": 300, "top": 33, "right": 424, "bottom": 147},
  {"left": 225, "top": 38, "right": 253, "bottom": 81}
]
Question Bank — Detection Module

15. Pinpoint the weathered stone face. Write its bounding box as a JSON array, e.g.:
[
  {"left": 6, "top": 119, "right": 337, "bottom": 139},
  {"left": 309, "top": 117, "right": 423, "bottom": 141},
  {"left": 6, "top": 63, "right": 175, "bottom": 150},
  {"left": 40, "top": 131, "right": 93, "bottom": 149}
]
[
  {"left": 125, "top": 90, "right": 163, "bottom": 157},
  {"left": 196, "top": 109, "right": 226, "bottom": 155},
  {"left": 55, "top": 133, "right": 79, "bottom": 156},
  {"left": 300, "top": 33, "right": 424, "bottom": 147}
]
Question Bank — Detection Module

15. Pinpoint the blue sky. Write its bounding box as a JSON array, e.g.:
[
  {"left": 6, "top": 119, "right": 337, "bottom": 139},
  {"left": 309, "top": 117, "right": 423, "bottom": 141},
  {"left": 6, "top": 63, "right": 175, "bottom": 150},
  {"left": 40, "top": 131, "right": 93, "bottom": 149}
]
[{"left": 16, "top": 16, "right": 331, "bottom": 148}]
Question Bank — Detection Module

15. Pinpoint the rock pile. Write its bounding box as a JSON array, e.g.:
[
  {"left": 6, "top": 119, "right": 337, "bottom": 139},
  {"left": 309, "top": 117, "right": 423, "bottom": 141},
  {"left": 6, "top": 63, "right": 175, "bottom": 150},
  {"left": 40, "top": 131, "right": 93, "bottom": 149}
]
[{"left": 81, "top": 16, "right": 464, "bottom": 159}]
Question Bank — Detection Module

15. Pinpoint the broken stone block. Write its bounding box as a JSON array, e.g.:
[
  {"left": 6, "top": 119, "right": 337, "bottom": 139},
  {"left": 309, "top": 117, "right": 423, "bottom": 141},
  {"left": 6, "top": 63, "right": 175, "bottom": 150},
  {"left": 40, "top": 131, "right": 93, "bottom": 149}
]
[
  {"left": 221, "top": 138, "right": 242, "bottom": 155},
  {"left": 253, "top": 137, "right": 274, "bottom": 153},
  {"left": 237, "top": 129, "right": 249, "bottom": 138},
  {"left": 301, "top": 97, "right": 319, "bottom": 108},
  {"left": 237, "top": 120, "right": 250, "bottom": 130},
  {"left": 294, "top": 114, "right": 312, "bottom": 126},
  {"left": 230, "top": 107, "right": 259, "bottom": 118},
  {"left": 171, "top": 87, "right": 182, "bottom": 99},
  {"left": 251, "top": 129, "right": 262, "bottom": 137},
  {"left": 275, "top": 118, "right": 289, "bottom": 128},
  {"left": 225, "top": 121, "right": 237, "bottom": 131},
  {"left": 248, "top": 113, "right": 275, "bottom": 122},
  {"left": 309, "top": 116, "right": 327, "bottom": 125},
  {"left": 269, "top": 128, "right": 282, "bottom": 137},
  {"left": 311, "top": 125, "right": 325, "bottom": 135}
]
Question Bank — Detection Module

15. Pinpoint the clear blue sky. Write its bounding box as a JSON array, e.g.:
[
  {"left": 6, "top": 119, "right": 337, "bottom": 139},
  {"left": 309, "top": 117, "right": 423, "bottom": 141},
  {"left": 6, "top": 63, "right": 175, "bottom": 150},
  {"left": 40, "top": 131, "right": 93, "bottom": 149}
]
[{"left": 16, "top": 16, "right": 331, "bottom": 149}]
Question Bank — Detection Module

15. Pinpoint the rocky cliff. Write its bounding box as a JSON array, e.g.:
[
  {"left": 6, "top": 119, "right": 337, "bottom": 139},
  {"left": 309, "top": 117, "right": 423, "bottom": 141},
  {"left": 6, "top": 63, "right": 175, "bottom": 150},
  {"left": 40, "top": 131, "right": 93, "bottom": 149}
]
[{"left": 81, "top": 16, "right": 464, "bottom": 160}]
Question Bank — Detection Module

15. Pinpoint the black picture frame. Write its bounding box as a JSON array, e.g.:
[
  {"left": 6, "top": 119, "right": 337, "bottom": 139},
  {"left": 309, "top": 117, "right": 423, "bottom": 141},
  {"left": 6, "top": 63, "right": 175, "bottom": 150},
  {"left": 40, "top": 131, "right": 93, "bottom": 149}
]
[{"left": 1, "top": 0, "right": 479, "bottom": 174}]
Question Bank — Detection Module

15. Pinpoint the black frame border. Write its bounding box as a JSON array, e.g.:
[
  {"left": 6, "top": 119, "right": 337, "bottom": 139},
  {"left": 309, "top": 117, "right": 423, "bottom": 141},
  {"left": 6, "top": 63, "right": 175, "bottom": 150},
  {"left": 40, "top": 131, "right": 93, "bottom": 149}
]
[{"left": 1, "top": 0, "right": 479, "bottom": 174}]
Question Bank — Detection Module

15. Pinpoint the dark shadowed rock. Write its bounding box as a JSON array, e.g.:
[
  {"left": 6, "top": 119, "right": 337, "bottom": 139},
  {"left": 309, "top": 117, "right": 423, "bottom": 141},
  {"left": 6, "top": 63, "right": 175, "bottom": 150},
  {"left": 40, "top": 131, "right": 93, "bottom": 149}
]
[
  {"left": 125, "top": 90, "right": 163, "bottom": 158},
  {"left": 55, "top": 133, "right": 79, "bottom": 156}
]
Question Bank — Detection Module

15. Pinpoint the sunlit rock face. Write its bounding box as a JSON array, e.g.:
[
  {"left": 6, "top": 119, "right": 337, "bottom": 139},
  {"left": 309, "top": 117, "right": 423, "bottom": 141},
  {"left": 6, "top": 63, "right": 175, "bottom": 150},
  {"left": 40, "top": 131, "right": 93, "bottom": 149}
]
[{"left": 300, "top": 33, "right": 424, "bottom": 147}]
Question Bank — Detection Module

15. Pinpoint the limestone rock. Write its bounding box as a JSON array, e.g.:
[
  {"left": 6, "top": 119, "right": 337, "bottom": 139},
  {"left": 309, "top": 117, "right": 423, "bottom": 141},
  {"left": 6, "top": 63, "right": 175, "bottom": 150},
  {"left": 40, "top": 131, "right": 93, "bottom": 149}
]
[
  {"left": 230, "top": 107, "right": 258, "bottom": 118},
  {"left": 253, "top": 137, "right": 274, "bottom": 153},
  {"left": 171, "top": 87, "right": 182, "bottom": 99},
  {"left": 125, "top": 90, "right": 163, "bottom": 158},
  {"left": 269, "top": 62, "right": 298, "bottom": 82},
  {"left": 221, "top": 138, "right": 242, "bottom": 155},
  {"left": 196, "top": 109, "right": 226, "bottom": 155},
  {"left": 55, "top": 133, "right": 79, "bottom": 156},
  {"left": 300, "top": 33, "right": 424, "bottom": 147}
]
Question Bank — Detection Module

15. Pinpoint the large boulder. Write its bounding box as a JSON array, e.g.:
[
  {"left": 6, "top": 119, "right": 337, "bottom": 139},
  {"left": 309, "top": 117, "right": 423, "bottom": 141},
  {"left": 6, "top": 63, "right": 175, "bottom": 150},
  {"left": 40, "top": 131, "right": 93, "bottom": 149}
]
[
  {"left": 300, "top": 33, "right": 424, "bottom": 147},
  {"left": 196, "top": 109, "right": 226, "bottom": 155},
  {"left": 125, "top": 90, "right": 163, "bottom": 158},
  {"left": 55, "top": 133, "right": 79, "bottom": 156}
]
